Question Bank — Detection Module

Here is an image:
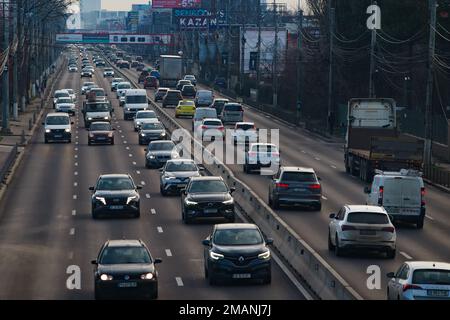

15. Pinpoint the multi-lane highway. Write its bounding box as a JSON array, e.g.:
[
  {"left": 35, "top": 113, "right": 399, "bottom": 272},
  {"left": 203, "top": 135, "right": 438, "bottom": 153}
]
[
  {"left": 0, "top": 57, "right": 305, "bottom": 299},
  {"left": 115, "top": 58, "right": 450, "bottom": 300}
]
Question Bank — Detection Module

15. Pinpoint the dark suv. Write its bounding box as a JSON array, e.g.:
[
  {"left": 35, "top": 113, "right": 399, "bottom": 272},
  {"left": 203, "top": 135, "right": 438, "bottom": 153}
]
[
  {"left": 162, "top": 90, "right": 183, "bottom": 108},
  {"left": 202, "top": 223, "right": 273, "bottom": 285},
  {"left": 181, "top": 85, "right": 196, "bottom": 99},
  {"left": 181, "top": 176, "right": 235, "bottom": 224}
]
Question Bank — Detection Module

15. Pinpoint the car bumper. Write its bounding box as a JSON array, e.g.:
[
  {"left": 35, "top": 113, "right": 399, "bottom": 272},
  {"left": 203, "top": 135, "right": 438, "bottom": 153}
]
[
  {"left": 275, "top": 194, "right": 321, "bottom": 205},
  {"left": 208, "top": 260, "right": 271, "bottom": 281},
  {"left": 176, "top": 111, "right": 195, "bottom": 117},
  {"left": 340, "top": 239, "right": 396, "bottom": 251},
  {"left": 92, "top": 204, "right": 139, "bottom": 216},
  {"left": 184, "top": 205, "right": 235, "bottom": 219},
  {"left": 89, "top": 136, "right": 113, "bottom": 144},
  {"left": 45, "top": 132, "right": 71, "bottom": 142},
  {"left": 95, "top": 280, "right": 157, "bottom": 300}
]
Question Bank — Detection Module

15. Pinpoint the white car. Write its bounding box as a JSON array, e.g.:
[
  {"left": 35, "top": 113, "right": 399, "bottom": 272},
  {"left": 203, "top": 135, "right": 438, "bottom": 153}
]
[
  {"left": 103, "top": 68, "right": 114, "bottom": 77},
  {"left": 81, "top": 82, "right": 96, "bottom": 95},
  {"left": 134, "top": 110, "right": 159, "bottom": 131},
  {"left": 116, "top": 82, "right": 132, "bottom": 99},
  {"left": 196, "top": 118, "right": 224, "bottom": 141},
  {"left": 64, "top": 88, "right": 76, "bottom": 102},
  {"left": 184, "top": 74, "right": 197, "bottom": 86},
  {"left": 231, "top": 122, "right": 258, "bottom": 145},
  {"left": 55, "top": 97, "right": 76, "bottom": 116},
  {"left": 53, "top": 89, "right": 70, "bottom": 108},
  {"left": 328, "top": 205, "right": 396, "bottom": 258},
  {"left": 387, "top": 261, "right": 450, "bottom": 300},
  {"left": 43, "top": 113, "right": 73, "bottom": 144},
  {"left": 111, "top": 78, "right": 124, "bottom": 91},
  {"left": 244, "top": 143, "right": 280, "bottom": 174},
  {"left": 119, "top": 91, "right": 126, "bottom": 106},
  {"left": 68, "top": 65, "right": 78, "bottom": 72}
]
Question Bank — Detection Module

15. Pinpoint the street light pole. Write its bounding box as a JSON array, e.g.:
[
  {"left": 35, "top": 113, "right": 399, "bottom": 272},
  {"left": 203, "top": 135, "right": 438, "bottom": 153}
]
[{"left": 1, "top": 0, "right": 11, "bottom": 134}]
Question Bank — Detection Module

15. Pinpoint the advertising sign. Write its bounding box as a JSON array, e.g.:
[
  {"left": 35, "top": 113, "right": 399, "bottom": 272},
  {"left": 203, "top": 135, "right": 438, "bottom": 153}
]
[
  {"left": 152, "top": 0, "right": 201, "bottom": 9},
  {"left": 56, "top": 33, "right": 83, "bottom": 43},
  {"left": 174, "top": 8, "right": 227, "bottom": 28}
]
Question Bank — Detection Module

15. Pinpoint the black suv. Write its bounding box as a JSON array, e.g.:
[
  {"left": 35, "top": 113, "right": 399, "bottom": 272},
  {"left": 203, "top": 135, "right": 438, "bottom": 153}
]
[
  {"left": 181, "top": 85, "right": 196, "bottom": 99},
  {"left": 162, "top": 90, "right": 182, "bottom": 108},
  {"left": 90, "top": 174, "right": 142, "bottom": 219},
  {"left": 202, "top": 223, "right": 273, "bottom": 285},
  {"left": 181, "top": 176, "right": 235, "bottom": 224},
  {"left": 92, "top": 239, "right": 162, "bottom": 300}
]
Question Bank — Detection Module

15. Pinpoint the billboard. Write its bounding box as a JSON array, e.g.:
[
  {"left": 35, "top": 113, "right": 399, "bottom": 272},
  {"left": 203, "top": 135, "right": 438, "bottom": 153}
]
[
  {"left": 174, "top": 8, "right": 227, "bottom": 29},
  {"left": 56, "top": 33, "right": 174, "bottom": 46},
  {"left": 152, "top": 0, "right": 201, "bottom": 9},
  {"left": 56, "top": 33, "right": 84, "bottom": 43}
]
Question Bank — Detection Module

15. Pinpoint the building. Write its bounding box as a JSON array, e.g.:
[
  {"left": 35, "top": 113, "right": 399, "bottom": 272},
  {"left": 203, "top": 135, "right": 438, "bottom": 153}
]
[{"left": 80, "top": 0, "right": 102, "bottom": 29}]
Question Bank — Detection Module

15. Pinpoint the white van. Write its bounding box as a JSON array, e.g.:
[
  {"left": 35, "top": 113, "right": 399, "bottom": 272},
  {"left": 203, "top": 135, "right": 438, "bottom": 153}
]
[
  {"left": 123, "top": 89, "right": 149, "bottom": 120},
  {"left": 43, "top": 113, "right": 73, "bottom": 143},
  {"left": 365, "top": 169, "right": 425, "bottom": 229}
]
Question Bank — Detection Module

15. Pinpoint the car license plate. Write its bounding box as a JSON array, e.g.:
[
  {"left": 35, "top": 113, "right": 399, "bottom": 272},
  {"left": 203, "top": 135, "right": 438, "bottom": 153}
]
[
  {"left": 401, "top": 208, "right": 420, "bottom": 214},
  {"left": 110, "top": 205, "right": 123, "bottom": 210},
  {"left": 232, "top": 274, "right": 251, "bottom": 279},
  {"left": 427, "top": 290, "right": 448, "bottom": 297},
  {"left": 204, "top": 208, "right": 218, "bottom": 214},
  {"left": 360, "top": 230, "right": 376, "bottom": 236},
  {"left": 97, "top": 137, "right": 106, "bottom": 140},
  {"left": 294, "top": 188, "right": 305, "bottom": 192},
  {"left": 118, "top": 282, "right": 137, "bottom": 288},
  {"left": 54, "top": 135, "right": 62, "bottom": 138}
]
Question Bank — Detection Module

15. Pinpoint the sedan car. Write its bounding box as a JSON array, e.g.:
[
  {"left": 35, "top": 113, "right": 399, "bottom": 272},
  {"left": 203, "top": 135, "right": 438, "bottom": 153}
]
[
  {"left": 68, "top": 65, "right": 78, "bottom": 72},
  {"left": 175, "top": 100, "right": 196, "bottom": 118},
  {"left": 81, "top": 69, "right": 93, "bottom": 78},
  {"left": 103, "top": 68, "right": 114, "bottom": 77},
  {"left": 181, "top": 176, "right": 235, "bottom": 224},
  {"left": 196, "top": 118, "right": 225, "bottom": 141},
  {"left": 176, "top": 79, "right": 192, "bottom": 91},
  {"left": 181, "top": 85, "right": 196, "bottom": 99},
  {"left": 210, "top": 98, "right": 230, "bottom": 115},
  {"left": 88, "top": 122, "right": 115, "bottom": 145},
  {"left": 386, "top": 261, "right": 450, "bottom": 300},
  {"left": 138, "top": 122, "right": 167, "bottom": 145},
  {"left": 328, "top": 205, "right": 396, "bottom": 258},
  {"left": 145, "top": 140, "right": 179, "bottom": 169},
  {"left": 159, "top": 159, "right": 202, "bottom": 196},
  {"left": 134, "top": 110, "right": 159, "bottom": 131},
  {"left": 231, "top": 122, "right": 258, "bottom": 145},
  {"left": 92, "top": 239, "right": 162, "bottom": 300},
  {"left": 184, "top": 74, "right": 197, "bottom": 86},
  {"left": 53, "top": 89, "right": 70, "bottom": 108},
  {"left": 55, "top": 97, "right": 76, "bottom": 116},
  {"left": 89, "top": 174, "right": 142, "bottom": 219},
  {"left": 144, "top": 76, "right": 158, "bottom": 89},
  {"left": 202, "top": 224, "right": 273, "bottom": 285}
]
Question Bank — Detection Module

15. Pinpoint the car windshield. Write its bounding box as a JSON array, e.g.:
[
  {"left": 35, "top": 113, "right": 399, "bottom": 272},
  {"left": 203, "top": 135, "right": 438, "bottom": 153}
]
[
  {"left": 118, "top": 83, "right": 131, "bottom": 89},
  {"left": 157, "top": 89, "right": 168, "bottom": 94},
  {"left": 214, "top": 229, "right": 263, "bottom": 246},
  {"left": 251, "top": 145, "right": 278, "bottom": 153},
  {"left": 204, "top": 120, "right": 221, "bottom": 126},
  {"left": 113, "top": 78, "right": 123, "bottom": 83},
  {"left": 57, "top": 98, "right": 72, "bottom": 104},
  {"left": 100, "top": 246, "right": 151, "bottom": 264},
  {"left": 137, "top": 111, "right": 156, "bottom": 119},
  {"left": 281, "top": 172, "right": 317, "bottom": 182},
  {"left": 97, "top": 177, "right": 134, "bottom": 190},
  {"left": 225, "top": 104, "right": 243, "bottom": 112},
  {"left": 92, "top": 90, "right": 105, "bottom": 96},
  {"left": 90, "top": 123, "right": 111, "bottom": 131},
  {"left": 412, "top": 269, "right": 450, "bottom": 285},
  {"left": 141, "top": 122, "right": 164, "bottom": 130},
  {"left": 166, "top": 162, "right": 197, "bottom": 172},
  {"left": 86, "top": 103, "right": 110, "bottom": 112},
  {"left": 149, "top": 142, "right": 175, "bottom": 151},
  {"left": 188, "top": 180, "right": 228, "bottom": 193},
  {"left": 347, "top": 212, "right": 389, "bottom": 224},
  {"left": 183, "top": 86, "right": 195, "bottom": 92},
  {"left": 55, "top": 92, "right": 69, "bottom": 98},
  {"left": 180, "top": 101, "right": 194, "bottom": 107},
  {"left": 83, "top": 82, "right": 94, "bottom": 87},
  {"left": 195, "top": 110, "right": 217, "bottom": 119},
  {"left": 236, "top": 124, "right": 255, "bottom": 130},
  {"left": 46, "top": 116, "right": 69, "bottom": 125},
  {"left": 127, "top": 96, "right": 147, "bottom": 104},
  {"left": 104, "top": 68, "right": 112, "bottom": 71}
]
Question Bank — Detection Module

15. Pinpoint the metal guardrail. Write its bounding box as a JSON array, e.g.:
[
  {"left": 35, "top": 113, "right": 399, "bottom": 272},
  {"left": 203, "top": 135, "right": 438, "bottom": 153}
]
[
  {"left": 424, "top": 165, "right": 450, "bottom": 188},
  {"left": 0, "top": 145, "right": 18, "bottom": 184}
]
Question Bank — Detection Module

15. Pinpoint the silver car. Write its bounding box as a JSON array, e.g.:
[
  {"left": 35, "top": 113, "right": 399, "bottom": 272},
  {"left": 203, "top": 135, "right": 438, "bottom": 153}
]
[
  {"left": 328, "top": 205, "right": 396, "bottom": 258},
  {"left": 159, "top": 159, "right": 202, "bottom": 196},
  {"left": 387, "top": 261, "right": 450, "bottom": 300},
  {"left": 144, "top": 140, "right": 180, "bottom": 169}
]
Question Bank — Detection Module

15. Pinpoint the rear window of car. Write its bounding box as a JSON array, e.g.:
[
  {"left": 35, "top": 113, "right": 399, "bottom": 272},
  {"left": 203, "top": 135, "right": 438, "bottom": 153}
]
[
  {"left": 251, "top": 144, "right": 278, "bottom": 153},
  {"left": 347, "top": 212, "right": 389, "bottom": 224},
  {"left": 281, "top": 172, "right": 317, "bottom": 182},
  {"left": 412, "top": 269, "right": 450, "bottom": 285},
  {"left": 167, "top": 91, "right": 182, "bottom": 98},
  {"left": 195, "top": 109, "right": 217, "bottom": 119},
  {"left": 236, "top": 124, "right": 254, "bottom": 130},
  {"left": 204, "top": 120, "right": 221, "bottom": 126},
  {"left": 224, "top": 104, "right": 243, "bottom": 112},
  {"left": 198, "top": 91, "right": 213, "bottom": 98}
]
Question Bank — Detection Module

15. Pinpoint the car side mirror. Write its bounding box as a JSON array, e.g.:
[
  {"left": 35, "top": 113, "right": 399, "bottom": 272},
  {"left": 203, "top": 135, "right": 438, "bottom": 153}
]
[
  {"left": 154, "top": 258, "right": 163, "bottom": 264},
  {"left": 202, "top": 239, "right": 210, "bottom": 246},
  {"left": 41, "top": 122, "right": 45, "bottom": 125},
  {"left": 329, "top": 213, "right": 336, "bottom": 219},
  {"left": 266, "top": 238, "right": 274, "bottom": 245},
  {"left": 364, "top": 186, "right": 371, "bottom": 194},
  {"left": 91, "top": 259, "right": 98, "bottom": 265},
  {"left": 230, "top": 187, "right": 236, "bottom": 194},
  {"left": 386, "top": 272, "right": 395, "bottom": 278},
  {"left": 136, "top": 185, "right": 143, "bottom": 190},
  {"left": 89, "top": 186, "right": 94, "bottom": 191}
]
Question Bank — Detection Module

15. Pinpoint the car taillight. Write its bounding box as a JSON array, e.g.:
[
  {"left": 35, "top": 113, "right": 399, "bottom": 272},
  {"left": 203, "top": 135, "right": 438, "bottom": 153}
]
[
  {"left": 309, "top": 184, "right": 321, "bottom": 190},
  {"left": 218, "top": 126, "right": 224, "bottom": 131},
  {"left": 381, "top": 226, "right": 395, "bottom": 233},
  {"left": 421, "top": 187, "right": 425, "bottom": 206},
  {"left": 403, "top": 284, "right": 422, "bottom": 292},
  {"left": 249, "top": 152, "right": 256, "bottom": 157},
  {"left": 276, "top": 183, "right": 289, "bottom": 188},
  {"left": 272, "top": 152, "right": 279, "bottom": 157},
  {"left": 378, "top": 186, "right": 384, "bottom": 206},
  {"left": 201, "top": 125, "right": 207, "bottom": 129},
  {"left": 341, "top": 225, "right": 356, "bottom": 231}
]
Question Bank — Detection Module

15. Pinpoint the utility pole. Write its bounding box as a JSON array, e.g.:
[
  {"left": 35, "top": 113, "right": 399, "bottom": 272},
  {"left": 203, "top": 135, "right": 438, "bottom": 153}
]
[
  {"left": 296, "top": 3, "right": 303, "bottom": 124},
  {"left": 240, "top": 4, "right": 246, "bottom": 96},
  {"left": 369, "top": 1, "right": 377, "bottom": 98},
  {"left": 12, "top": 0, "right": 18, "bottom": 120},
  {"left": 1, "top": 0, "right": 11, "bottom": 134},
  {"left": 256, "top": 0, "right": 262, "bottom": 102},
  {"left": 226, "top": 0, "right": 231, "bottom": 90},
  {"left": 424, "top": 0, "right": 437, "bottom": 167},
  {"left": 272, "top": 0, "right": 278, "bottom": 108},
  {"left": 327, "top": 5, "right": 335, "bottom": 133}
]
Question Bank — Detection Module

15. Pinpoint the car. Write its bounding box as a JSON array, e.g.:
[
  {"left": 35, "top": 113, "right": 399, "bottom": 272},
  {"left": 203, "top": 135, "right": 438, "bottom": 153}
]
[
  {"left": 81, "top": 69, "right": 93, "bottom": 78},
  {"left": 55, "top": 97, "right": 76, "bottom": 116},
  {"left": 136, "top": 63, "right": 145, "bottom": 71},
  {"left": 192, "top": 107, "right": 218, "bottom": 131},
  {"left": 162, "top": 90, "right": 183, "bottom": 108},
  {"left": 92, "top": 239, "right": 162, "bottom": 300},
  {"left": 214, "top": 77, "right": 227, "bottom": 88},
  {"left": 111, "top": 78, "right": 124, "bottom": 91},
  {"left": 202, "top": 223, "right": 273, "bottom": 285},
  {"left": 144, "top": 140, "right": 179, "bottom": 169},
  {"left": 81, "top": 82, "right": 96, "bottom": 95},
  {"left": 84, "top": 65, "right": 95, "bottom": 73},
  {"left": 181, "top": 84, "right": 196, "bottom": 99},
  {"left": 53, "top": 89, "right": 70, "bottom": 108},
  {"left": 87, "top": 88, "right": 107, "bottom": 102},
  {"left": 133, "top": 110, "right": 158, "bottom": 131},
  {"left": 176, "top": 79, "right": 192, "bottom": 91},
  {"left": 135, "top": 56, "right": 143, "bottom": 62},
  {"left": 131, "top": 61, "right": 139, "bottom": 68},
  {"left": 175, "top": 100, "right": 196, "bottom": 118},
  {"left": 150, "top": 70, "right": 160, "bottom": 80},
  {"left": 88, "top": 122, "right": 115, "bottom": 145},
  {"left": 210, "top": 98, "right": 229, "bottom": 115},
  {"left": 138, "top": 70, "right": 150, "bottom": 84},
  {"left": 268, "top": 167, "right": 322, "bottom": 210},
  {"left": 231, "top": 122, "right": 258, "bottom": 145},
  {"left": 89, "top": 174, "right": 142, "bottom": 219},
  {"left": 68, "top": 65, "right": 78, "bottom": 72},
  {"left": 195, "top": 90, "right": 214, "bottom": 108},
  {"left": 116, "top": 82, "right": 132, "bottom": 99},
  {"left": 328, "top": 205, "right": 397, "bottom": 258},
  {"left": 154, "top": 88, "right": 169, "bottom": 102},
  {"left": 184, "top": 75, "right": 197, "bottom": 86},
  {"left": 138, "top": 122, "right": 167, "bottom": 145},
  {"left": 103, "top": 68, "right": 114, "bottom": 77},
  {"left": 144, "top": 76, "right": 159, "bottom": 89},
  {"left": 124, "top": 89, "right": 149, "bottom": 121},
  {"left": 244, "top": 143, "right": 280, "bottom": 174},
  {"left": 42, "top": 113, "right": 73, "bottom": 143},
  {"left": 181, "top": 176, "right": 236, "bottom": 224},
  {"left": 119, "top": 60, "right": 130, "bottom": 69},
  {"left": 364, "top": 169, "right": 426, "bottom": 229},
  {"left": 95, "top": 60, "right": 105, "bottom": 67},
  {"left": 196, "top": 118, "right": 225, "bottom": 141},
  {"left": 386, "top": 261, "right": 450, "bottom": 300},
  {"left": 64, "top": 88, "right": 76, "bottom": 102},
  {"left": 159, "top": 159, "right": 202, "bottom": 196},
  {"left": 220, "top": 103, "right": 244, "bottom": 124}
]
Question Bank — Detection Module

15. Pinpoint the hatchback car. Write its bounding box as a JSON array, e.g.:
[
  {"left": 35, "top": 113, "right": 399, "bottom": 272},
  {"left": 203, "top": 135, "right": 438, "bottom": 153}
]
[
  {"left": 195, "top": 90, "right": 214, "bottom": 108},
  {"left": 88, "top": 122, "right": 115, "bottom": 145},
  {"left": 196, "top": 118, "right": 225, "bottom": 141},
  {"left": 175, "top": 100, "right": 196, "bottom": 118},
  {"left": 144, "top": 76, "right": 158, "bottom": 89},
  {"left": 92, "top": 239, "right": 162, "bottom": 300},
  {"left": 211, "top": 98, "right": 229, "bottom": 115},
  {"left": 269, "top": 167, "right": 322, "bottom": 210},
  {"left": 231, "top": 122, "right": 258, "bottom": 145},
  {"left": 144, "top": 140, "right": 179, "bottom": 168},
  {"left": 176, "top": 79, "right": 192, "bottom": 91},
  {"left": 81, "top": 69, "right": 93, "bottom": 78},
  {"left": 202, "top": 224, "right": 273, "bottom": 285},
  {"left": 89, "top": 174, "right": 142, "bottom": 219},
  {"left": 328, "top": 205, "right": 396, "bottom": 258},
  {"left": 181, "top": 85, "right": 196, "bottom": 99},
  {"left": 220, "top": 103, "right": 244, "bottom": 124},
  {"left": 159, "top": 159, "right": 202, "bottom": 196},
  {"left": 55, "top": 97, "right": 76, "bottom": 116},
  {"left": 133, "top": 110, "right": 159, "bottom": 131},
  {"left": 162, "top": 90, "right": 183, "bottom": 108},
  {"left": 138, "top": 122, "right": 167, "bottom": 145},
  {"left": 386, "top": 261, "right": 450, "bottom": 300}
]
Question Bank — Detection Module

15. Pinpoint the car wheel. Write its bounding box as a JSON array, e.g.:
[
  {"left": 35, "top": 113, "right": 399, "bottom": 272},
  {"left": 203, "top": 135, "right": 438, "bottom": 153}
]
[
  {"left": 271, "top": 198, "right": 279, "bottom": 210},
  {"left": 92, "top": 211, "right": 99, "bottom": 219},
  {"left": 386, "top": 249, "right": 396, "bottom": 259},
  {"left": 335, "top": 235, "right": 344, "bottom": 257},
  {"left": 88, "top": 141, "right": 91, "bottom": 146},
  {"left": 68, "top": 139, "right": 72, "bottom": 143},
  {"left": 243, "top": 164, "right": 248, "bottom": 173},
  {"left": 111, "top": 139, "right": 114, "bottom": 145},
  {"left": 204, "top": 264, "right": 209, "bottom": 278},
  {"left": 160, "top": 186, "right": 167, "bottom": 196},
  {"left": 416, "top": 216, "right": 424, "bottom": 229},
  {"left": 328, "top": 231, "right": 335, "bottom": 251},
  {"left": 150, "top": 287, "right": 158, "bottom": 300},
  {"left": 134, "top": 211, "right": 140, "bottom": 218},
  {"left": 94, "top": 289, "right": 103, "bottom": 300}
]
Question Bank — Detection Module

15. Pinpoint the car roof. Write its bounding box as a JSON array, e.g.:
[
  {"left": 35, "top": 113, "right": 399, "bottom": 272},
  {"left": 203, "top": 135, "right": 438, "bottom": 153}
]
[
  {"left": 47, "top": 112, "right": 69, "bottom": 117},
  {"left": 214, "top": 98, "right": 229, "bottom": 102},
  {"left": 99, "top": 174, "right": 131, "bottom": 179},
  {"left": 215, "top": 223, "right": 259, "bottom": 230},
  {"left": 236, "top": 122, "right": 254, "bottom": 125},
  {"left": 203, "top": 118, "right": 221, "bottom": 122},
  {"left": 55, "top": 89, "right": 69, "bottom": 93},
  {"left": 166, "top": 159, "right": 195, "bottom": 164},
  {"left": 106, "top": 239, "right": 144, "bottom": 248},
  {"left": 150, "top": 140, "right": 174, "bottom": 144},
  {"left": 344, "top": 205, "right": 387, "bottom": 213},
  {"left": 91, "top": 121, "right": 111, "bottom": 126},
  {"left": 190, "top": 176, "right": 223, "bottom": 182},
  {"left": 137, "top": 110, "right": 155, "bottom": 113},
  {"left": 281, "top": 166, "right": 316, "bottom": 173},
  {"left": 158, "top": 87, "right": 169, "bottom": 91},
  {"left": 406, "top": 261, "right": 450, "bottom": 270},
  {"left": 197, "top": 90, "right": 212, "bottom": 94}
]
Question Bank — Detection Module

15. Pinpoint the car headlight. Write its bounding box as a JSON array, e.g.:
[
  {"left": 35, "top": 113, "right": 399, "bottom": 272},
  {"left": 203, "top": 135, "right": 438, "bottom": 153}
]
[
  {"left": 258, "top": 250, "right": 271, "bottom": 260},
  {"left": 148, "top": 155, "right": 156, "bottom": 159},
  {"left": 126, "top": 196, "right": 138, "bottom": 205},
  {"left": 45, "top": 129, "right": 51, "bottom": 133},
  {"left": 164, "top": 176, "right": 176, "bottom": 180},
  {"left": 127, "top": 108, "right": 131, "bottom": 111},
  {"left": 185, "top": 198, "right": 198, "bottom": 206},
  {"left": 89, "top": 133, "right": 94, "bottom": 138},
  {"left": 65, "top": 128, "right": 71, "bottom": 133},
  {"left": 88, "top": 117, "right": 93, "bottom": 120},
  {"left": 108, "top": 132, "right": 113, "bottom": 138},
  {"left": 140, "top": 273, "right": 154, "bottom": 280},
  {"left": 172, "top": 153, "right": 180, "bottom": 159},
  {"left": 104, "top": 116, "right": 109, "bottom": 120},
  {"left": 160, "top": 132, "right": 166, "bottom": 137},
  {"left": 209, "top": 251, "right": 224, "bottom": 260},
  {"left": 222, "top": 198, "right": 234, "bottom": 205},
  {"left": 140, "top": 133, "right": 146, "bottom": 137},
  {"left": 95, "top": 196, "right": 106, "bottom": 205},
  {"left": 136, "top": 121, "right": 141, "bottom": 125},
  {"left": 100, "top": 274, "right": 113, "bottom": 281}
]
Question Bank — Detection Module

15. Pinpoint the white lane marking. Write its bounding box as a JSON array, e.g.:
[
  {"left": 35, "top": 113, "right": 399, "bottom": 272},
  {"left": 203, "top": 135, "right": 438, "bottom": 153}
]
[
  {"left": 129, "top": 154, "right": 133, "bottom": 157},
  {"left": 315, "top": 157, "right": 321, "bottom": 161},
  {"left": 76, "top": 135, "right": 79, "bottom": 139},
  {"left": 75, "top": 162, "right": 78, "bottom": 166},
  {"left": 165, "top": 249, "right": 172, "bottom": 257},
  {"left": 400, "top": 251, "right": 413, "bottom": 260},
  {"left": 322, "top": 195, "right": 328, "bottom": 200},
  {"left": 74, "top": 182, "right": 78, "bottom": 187},
  {"left": 126, "top": 146, "right": 130, "bottom": 150},
  {"left": 151, "top": 208, "right": 156, "bottom": 214},
  {"left": 74, "top": 147, "right": 78, "bottom": 151},
  {"left": 301, "top": 150, "right": 306, "bottom": 153},
  {"left": 117, "top": 125, "right": 120, "bottom": 128},
  {"left": 123, "top": 141, "right": 127, "bottom": 144},
  {"left": 331, "top": 165, "right": 337, "bottom": 169},
  {"left": 74, "top": 171, "right": 78, "bottom": 176},
  {"left": 75, "top": 141, "right": 79, "bottom": 145},
  {"left": 426, "top": 215, "right": 434, "bottom": 221},
  {"left": 136, "top": 170, "right": 141, "bottom": 175},
  {"left": 157, "top": 226, "right": 163, "bottom": 233},
  {"left": 73, "top": 195, "right": 77, "bottom": 200},
  {"left": 141, "top": 181, "right": 146, "bottom": 186},
  {"left": 70, "top": 228, "right": 75, "bottom": 236},
  {"left": 74, "top": 155, "right": 78, "bottom": 158},
  {"left": 175, "top": 277, "right": 184, "bottom": 286},
  {"left": 72, "top": 210, "right": 76, "bottom": 216},
  {"left": 132, "top": 161, "right": 137, "bottom": 165},
  {"left": 146, "top": 194, "right": 151, "bottom": 199}
]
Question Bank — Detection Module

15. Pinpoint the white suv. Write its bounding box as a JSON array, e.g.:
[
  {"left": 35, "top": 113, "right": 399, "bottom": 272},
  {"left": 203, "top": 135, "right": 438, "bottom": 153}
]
[{"left": 244, "top": 143, "right": 280, "bottom": 174}]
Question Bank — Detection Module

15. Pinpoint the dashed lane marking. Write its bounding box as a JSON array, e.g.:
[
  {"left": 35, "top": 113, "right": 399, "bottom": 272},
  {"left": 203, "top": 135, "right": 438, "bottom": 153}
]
[
  {"left": 70, "top": 228, "right": 75, "bottom": 236},
  {"left": 157, "top": 226, "right": 163, "bottom": 233},
  {"left": 150, "top": 208, "right": 156, "bottom": 214},
  {"left": 141, "top": 181, "right": 146, "bottom": 186},
  {"left": 322, "top": 196, "right": 328, "bottom": 200},
  {"left": 72, "top": 210, "right": 76, "bottom": 216},
  {"left": 165, "top": 249, "right": 172, "bottom": 257},
  {"left": 400, "top": 251, "right": 413, "bottom": 260},
  {"left": 73, "top": 195, "right": 77, "bottom": 200},
  {"left": 175, "top": 277, "right": 184, "bottom": 286},
  {"left": 74, "top": 182, "right": 78, "bottom": 187},
  {"left": 331, "top": 165, "right": 337, "bottom": 169},
  {"left": 426, "top": 215, "right": 434, "bottom": 221},
  {"left": 146, "top": 194, "right": 151, "bottom": 199}
]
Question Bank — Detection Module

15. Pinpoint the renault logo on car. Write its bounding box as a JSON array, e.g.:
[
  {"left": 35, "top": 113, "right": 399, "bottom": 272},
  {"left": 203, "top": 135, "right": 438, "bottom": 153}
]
[{"left": 238, "top": 256, "right": 245, "bottom": 263}]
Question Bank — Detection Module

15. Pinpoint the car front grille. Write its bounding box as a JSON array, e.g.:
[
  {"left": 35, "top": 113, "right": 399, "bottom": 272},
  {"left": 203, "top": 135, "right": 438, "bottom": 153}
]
[
  {"left": 105, "top": 197, "right": 127, "bottom": 205},
  {"left": 51, "top": 129, "right": 65, "bottom": 134},
  {"left": 224, "top": 255, "right": 259, "bottom": 266}
]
